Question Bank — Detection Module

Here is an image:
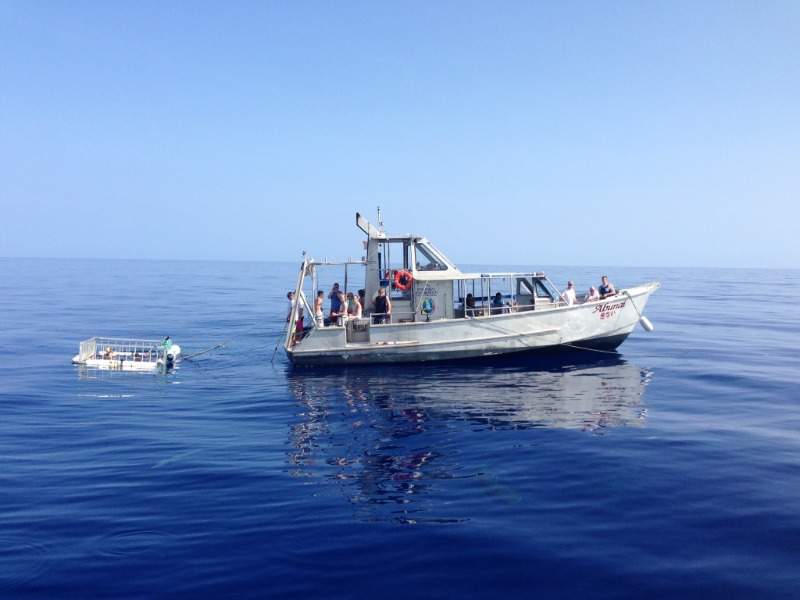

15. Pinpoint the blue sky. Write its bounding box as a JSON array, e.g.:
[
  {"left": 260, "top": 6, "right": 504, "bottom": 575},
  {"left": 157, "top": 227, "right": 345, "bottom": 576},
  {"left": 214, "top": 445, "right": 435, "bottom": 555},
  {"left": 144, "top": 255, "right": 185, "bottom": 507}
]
[{"left": 1, "top": 1, "right": 798, "bottom": 267}]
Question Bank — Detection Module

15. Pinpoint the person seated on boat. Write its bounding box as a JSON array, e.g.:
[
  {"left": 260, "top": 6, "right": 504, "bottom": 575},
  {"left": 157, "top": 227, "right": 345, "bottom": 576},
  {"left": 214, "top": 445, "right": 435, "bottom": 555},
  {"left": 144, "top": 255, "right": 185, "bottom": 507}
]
[
  {"left": 286, "top": 291, "right": 295, "bottom": 322},
  {"left": 465, "top": 293, "right": 477, "bottom": 317},
  {"left": 358, "top": 289, "right": 366, "bottom": 311},
  {"left": 560, "top": 281, "right": 577, "bottom": 306},
  {"left": 491, "top": 292, "right": 505, "bottom": 314},
  {"left": 373, "top": 287, "right": 392, "bottom": 324},
  {"left": 416, "top": 260, "right": 440, "bottom": 272},
  {"left": 346, "top": 292, "right": 362, "bottom": 318},
  {"left": 314, "top": 290, "right": 325, "bottom": 327},
  {"left": 103, "top": 346, "right": 114, "bottom": 360},
  {"left": 585, "top": 286, "right": 600, "bottom": 302},
  {"left": 598, "top": 276, "right": 616, "bottom": 299}
]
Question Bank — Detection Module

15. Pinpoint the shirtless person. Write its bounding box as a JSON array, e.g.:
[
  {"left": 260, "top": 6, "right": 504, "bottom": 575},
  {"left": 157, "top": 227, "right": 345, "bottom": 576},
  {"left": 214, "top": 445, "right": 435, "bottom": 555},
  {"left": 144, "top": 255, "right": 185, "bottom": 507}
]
[{"left": 314, "top": 290, "right": 324, "bottom": 327}]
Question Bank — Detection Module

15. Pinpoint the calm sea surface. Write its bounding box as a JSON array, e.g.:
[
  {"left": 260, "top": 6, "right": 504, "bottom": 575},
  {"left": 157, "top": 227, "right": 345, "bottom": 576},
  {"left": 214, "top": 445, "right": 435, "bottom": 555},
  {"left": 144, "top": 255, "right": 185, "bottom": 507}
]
[{"left": 1, "top": 258, "right": 799, "bottom": 598}]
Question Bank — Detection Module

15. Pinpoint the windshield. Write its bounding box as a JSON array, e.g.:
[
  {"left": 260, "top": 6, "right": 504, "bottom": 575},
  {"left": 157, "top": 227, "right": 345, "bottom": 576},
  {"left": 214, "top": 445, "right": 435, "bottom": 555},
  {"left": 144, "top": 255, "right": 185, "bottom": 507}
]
[{"left": 415, "top": 243, "right": 448, "bottom": 271}]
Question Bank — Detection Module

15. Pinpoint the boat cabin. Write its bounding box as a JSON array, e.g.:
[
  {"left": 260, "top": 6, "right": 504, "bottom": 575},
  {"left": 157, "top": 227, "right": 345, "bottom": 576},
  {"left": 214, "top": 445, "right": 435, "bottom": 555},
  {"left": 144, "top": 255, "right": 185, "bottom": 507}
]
[{"left": 356, "top": 212, "right": 561, "bottom": 321}]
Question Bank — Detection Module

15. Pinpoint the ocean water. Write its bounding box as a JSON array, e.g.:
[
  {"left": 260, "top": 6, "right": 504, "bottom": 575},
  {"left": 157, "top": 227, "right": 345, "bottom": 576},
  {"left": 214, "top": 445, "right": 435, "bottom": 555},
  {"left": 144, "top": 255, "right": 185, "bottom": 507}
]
[{"left": 1, "top": 258, "right": 799, "bottom": 598}]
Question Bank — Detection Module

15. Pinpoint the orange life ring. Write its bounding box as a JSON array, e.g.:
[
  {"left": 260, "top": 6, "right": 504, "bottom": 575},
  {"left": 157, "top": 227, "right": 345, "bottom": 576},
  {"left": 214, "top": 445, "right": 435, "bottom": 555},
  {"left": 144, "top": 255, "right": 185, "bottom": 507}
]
[{"left": 394, "top": 269, "right": 413, "bottom": 291}]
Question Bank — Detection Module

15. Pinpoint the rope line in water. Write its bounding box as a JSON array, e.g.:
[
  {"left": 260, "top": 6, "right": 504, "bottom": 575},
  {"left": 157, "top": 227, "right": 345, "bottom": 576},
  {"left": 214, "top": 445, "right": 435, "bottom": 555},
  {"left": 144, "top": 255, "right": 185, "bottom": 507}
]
[
  {"left": 559, "top": 342, "right": 620, "bottom": 355},
  {"left": 183, "top": 342, "right": 229, "bottom": 361}
]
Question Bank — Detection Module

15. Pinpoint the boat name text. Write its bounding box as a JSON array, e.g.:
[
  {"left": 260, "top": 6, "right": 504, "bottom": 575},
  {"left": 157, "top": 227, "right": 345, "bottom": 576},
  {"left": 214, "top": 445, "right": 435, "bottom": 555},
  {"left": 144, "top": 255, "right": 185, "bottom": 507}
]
[{"left": 593, "top": 300, "right": 626, "bottom": 320}]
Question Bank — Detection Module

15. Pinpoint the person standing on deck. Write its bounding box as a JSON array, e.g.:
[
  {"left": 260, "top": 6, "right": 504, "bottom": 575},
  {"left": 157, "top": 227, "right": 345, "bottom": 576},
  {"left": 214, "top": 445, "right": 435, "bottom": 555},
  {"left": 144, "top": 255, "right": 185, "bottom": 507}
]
[
  {"left": 286, "top": 291, "right": 294, "bottom": 322},
  {"left": 314, "top": 290, "right": 325, "bottom": 327},
  {"left": 346, "top": 292, "right": 362, "bottom": 318},
  {"left": 561, "top": 281, "right": 577, "bottom": 306},
  {"left": 599, "top": 276, "right": 616, "bottom": 299},
  {"left": 328, "top": 283, "right": 342, "bottom": 323},
  {"left": 373, "top": 287, "right": 392, "bottom": 324},
  {"left": 358, "top": 289, "right": 366, "bottom": 312}
]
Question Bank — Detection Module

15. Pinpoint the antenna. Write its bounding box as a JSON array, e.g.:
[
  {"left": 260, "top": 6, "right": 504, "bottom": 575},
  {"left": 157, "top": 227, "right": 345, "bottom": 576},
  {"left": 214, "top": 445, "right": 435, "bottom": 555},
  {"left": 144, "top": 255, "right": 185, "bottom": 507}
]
[{"left": 377, "top": 206, "right": 384, "bottom": 232}]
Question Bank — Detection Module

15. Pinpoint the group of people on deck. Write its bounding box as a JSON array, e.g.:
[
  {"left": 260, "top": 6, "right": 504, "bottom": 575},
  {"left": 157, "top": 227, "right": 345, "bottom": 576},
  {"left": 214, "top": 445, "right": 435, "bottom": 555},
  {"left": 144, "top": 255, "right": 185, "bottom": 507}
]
[
  {"left": 464, "top": 275, "right": 617, "bottom": 316},
  {"left": 560, "top": 275, "right": 616, "bottom": 306},
  {"left": 288, "top": 275, "right": 617, "bottom": 334},
  {"left": 287, "top": 283, "right": 394, "bottom": 331}
]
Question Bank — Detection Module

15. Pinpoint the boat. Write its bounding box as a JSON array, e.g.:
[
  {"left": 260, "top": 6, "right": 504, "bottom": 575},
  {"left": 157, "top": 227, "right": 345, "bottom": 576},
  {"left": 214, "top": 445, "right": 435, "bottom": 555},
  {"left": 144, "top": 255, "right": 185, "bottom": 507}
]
[
  {"left": 284, "top": 211, "right": 659, "bottom": 365},
  {"left": 72, "top": 337, "right": 182, "bottom": 372}
]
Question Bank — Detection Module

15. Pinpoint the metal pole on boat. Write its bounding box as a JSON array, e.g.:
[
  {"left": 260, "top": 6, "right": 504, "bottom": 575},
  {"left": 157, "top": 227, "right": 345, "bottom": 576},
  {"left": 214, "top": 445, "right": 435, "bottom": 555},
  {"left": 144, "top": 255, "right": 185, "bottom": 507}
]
[
  {"left": 623, "top": 290, "right": 655, "bottom": 332},
  {"left": 284, "top": 254, "right": 307, "bottom": 352}
]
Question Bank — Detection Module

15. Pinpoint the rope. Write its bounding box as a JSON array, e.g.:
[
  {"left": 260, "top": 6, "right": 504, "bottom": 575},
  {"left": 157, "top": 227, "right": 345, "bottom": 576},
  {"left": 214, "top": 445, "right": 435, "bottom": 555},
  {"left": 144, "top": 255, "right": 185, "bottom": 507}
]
[
  {"left": 559, "top": 342, "right": 620, "bottom": 355},
  {"left": 270, "top": 332, "right": 285, "bottom": 364},
  {"left": 182, "top": 342, "right": 228, "bottom": 361},
  {"left": 413, "top": 279, "right": 432, "bottom": 314}
]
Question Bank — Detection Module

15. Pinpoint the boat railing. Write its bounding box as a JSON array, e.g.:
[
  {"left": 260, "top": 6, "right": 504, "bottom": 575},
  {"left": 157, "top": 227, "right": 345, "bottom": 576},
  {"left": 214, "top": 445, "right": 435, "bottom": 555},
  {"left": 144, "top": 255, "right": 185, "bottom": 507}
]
[
  {"left": 460, "top": 302, "right": 539, "bottom": 318},
  {"left": 368, "top": 311, "right": 417, "bottom": 325}
]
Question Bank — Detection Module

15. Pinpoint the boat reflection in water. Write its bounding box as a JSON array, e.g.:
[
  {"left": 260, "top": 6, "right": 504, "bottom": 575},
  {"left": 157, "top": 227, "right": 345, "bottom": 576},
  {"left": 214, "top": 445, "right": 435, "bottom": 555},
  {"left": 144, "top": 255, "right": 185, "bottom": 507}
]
[{"left": 286, "top": 355, "right": 652, "bottom": 523}]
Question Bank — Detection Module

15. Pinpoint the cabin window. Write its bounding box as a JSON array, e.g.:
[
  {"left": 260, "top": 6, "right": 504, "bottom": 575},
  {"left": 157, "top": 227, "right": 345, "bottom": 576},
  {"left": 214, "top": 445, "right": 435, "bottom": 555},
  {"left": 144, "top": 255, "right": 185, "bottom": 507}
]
[
  {"left": 378, "top": 241, "right": 411, "bottom": 276},
  {"left": 533, "top": 279, "right": 556, "bottom": 300},
  {"left": 377, "top": 240, "right": 413, "bottom": 299},
  {"left": 516, "top": 278, "right": 534, "bottom": 296},
  {"left": 415, "top": 243, "right": 448, "bottom": 271}
]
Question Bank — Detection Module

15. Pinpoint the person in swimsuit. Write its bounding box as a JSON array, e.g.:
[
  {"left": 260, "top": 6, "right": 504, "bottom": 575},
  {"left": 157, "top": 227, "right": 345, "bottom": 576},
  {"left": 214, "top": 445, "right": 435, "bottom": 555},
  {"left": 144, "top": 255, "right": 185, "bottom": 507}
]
[
  {"left": 346, "top": 292, "right": 362, "bottom": 318},
  {"left": 314, "top": 290, "right": 325, "bottom": 327}
]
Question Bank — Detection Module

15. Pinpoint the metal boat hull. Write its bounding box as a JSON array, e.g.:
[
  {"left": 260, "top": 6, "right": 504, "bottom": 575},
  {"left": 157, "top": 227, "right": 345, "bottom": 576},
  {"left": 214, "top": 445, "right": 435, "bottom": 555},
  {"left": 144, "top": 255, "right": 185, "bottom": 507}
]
[{"left": 287, "top": 282, "right": 658, "bottom": 366}]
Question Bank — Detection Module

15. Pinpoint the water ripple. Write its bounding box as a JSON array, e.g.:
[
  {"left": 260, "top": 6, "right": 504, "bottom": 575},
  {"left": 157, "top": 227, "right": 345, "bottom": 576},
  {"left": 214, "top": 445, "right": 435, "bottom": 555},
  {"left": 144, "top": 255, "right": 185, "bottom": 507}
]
[
  {"left": 0, "top": 536, "right": 51, "bottom": 591},
  {"left": 2, "top": 259, "right": 800, "bottom": 598}
]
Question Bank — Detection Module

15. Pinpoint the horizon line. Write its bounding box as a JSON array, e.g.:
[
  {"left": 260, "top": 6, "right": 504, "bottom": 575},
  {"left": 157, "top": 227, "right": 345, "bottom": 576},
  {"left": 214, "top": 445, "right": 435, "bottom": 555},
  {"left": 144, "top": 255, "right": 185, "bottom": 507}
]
[{"left": 0, "top": 255, "right": 796, "bottom": 271}]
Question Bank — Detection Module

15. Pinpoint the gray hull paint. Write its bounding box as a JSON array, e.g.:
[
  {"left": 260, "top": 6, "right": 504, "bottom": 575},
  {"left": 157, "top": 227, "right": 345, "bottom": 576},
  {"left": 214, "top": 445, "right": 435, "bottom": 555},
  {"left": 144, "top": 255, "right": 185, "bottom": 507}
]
[{"left": 287, "top": 331, "right": 631, "bottom": 366}]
